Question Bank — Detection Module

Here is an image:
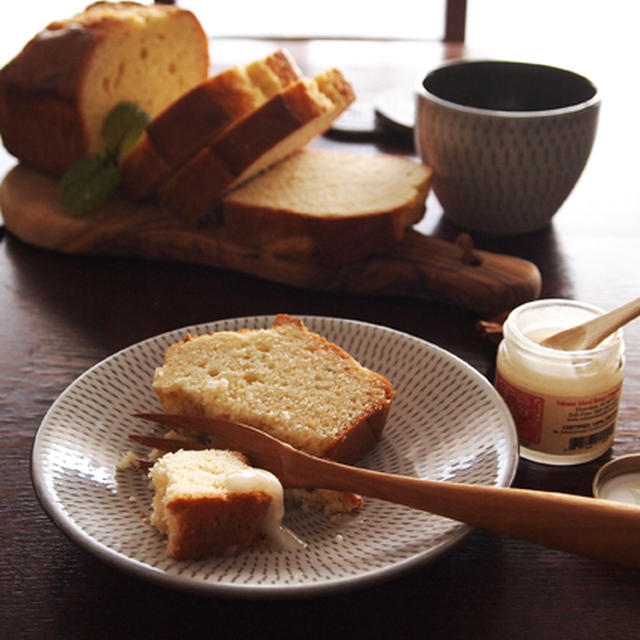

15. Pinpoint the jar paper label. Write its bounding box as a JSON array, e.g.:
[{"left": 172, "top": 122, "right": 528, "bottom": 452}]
[{"left": 495, "top": 372, "right": 622, "bottom": 456}]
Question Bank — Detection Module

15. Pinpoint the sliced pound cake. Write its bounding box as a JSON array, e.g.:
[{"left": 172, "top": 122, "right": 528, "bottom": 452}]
[
  {"left": 152, "top": 314, "right": 393, "bottom": 464},
  {"left": 150, "top": 448, "right": 290, "bottom": 559},
  {"left": 120, "top": 49, "right": 302, "bottom": 200},
  {"left": 157, "top": 70, "right": 355, "bottom": 223},
  {"left": 222, "top": 148, "right": 433, "bottom": 263}
]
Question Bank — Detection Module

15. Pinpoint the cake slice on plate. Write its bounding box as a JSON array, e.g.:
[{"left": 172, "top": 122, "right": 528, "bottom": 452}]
[
  {"left": 150, "top": 448, "right": 295, "bottom": 559},
  {"left": 152, "top": 314, "right": 393, "bottom": 464}
]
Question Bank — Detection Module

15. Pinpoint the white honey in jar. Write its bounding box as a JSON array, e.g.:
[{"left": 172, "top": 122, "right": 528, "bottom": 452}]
[{"left": 495, "top": 299, "right": 625, "bottom": 465}]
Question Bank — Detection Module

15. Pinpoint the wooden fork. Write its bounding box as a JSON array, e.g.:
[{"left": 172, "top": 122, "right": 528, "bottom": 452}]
[{"left": 132, "top": 412, "right": 640, "bottom": 568}]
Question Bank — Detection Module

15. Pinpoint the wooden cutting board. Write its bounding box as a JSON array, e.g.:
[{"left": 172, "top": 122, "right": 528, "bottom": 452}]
[{"left": 0, "top": 164, "right": 541, "bottom": 316}]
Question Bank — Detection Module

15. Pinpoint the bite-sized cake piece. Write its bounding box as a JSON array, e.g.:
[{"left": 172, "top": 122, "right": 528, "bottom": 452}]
[
  {"left": 152, "top": 314, "right": 394, "bottom": 463},
  {"left": 0, "top": 1, "right": 208, "bottom": 176},
  {"left": 150, "top": 448, "right": 293, "bottom": 560},
  {"left": 286, "top": 487, "right": 364, "bottom": 517}
]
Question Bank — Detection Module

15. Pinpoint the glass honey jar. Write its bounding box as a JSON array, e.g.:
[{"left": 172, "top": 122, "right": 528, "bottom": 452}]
[{"left": 495, "top": 299, "right": 625, "bottom": 465}]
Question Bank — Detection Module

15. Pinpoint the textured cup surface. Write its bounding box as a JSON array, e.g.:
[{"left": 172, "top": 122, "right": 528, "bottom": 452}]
[{"left": 415, "top": 60, "right": 600, "bottom": 235}]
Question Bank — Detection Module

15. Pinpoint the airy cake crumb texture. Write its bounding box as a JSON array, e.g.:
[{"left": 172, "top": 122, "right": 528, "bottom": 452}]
[
  {"left": 152, "top": 315, "right": 393, "bottom": 458},
  {"left": 150, "top": 448, "right": 251, "bottom": 533}
]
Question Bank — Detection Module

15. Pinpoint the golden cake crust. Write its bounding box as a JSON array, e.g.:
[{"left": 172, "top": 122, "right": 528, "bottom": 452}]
[
  {"left": 165, "top": 492, "right": 272, "bottom": 560},
  {"left": 157, "top": 71, "right": 355, "bottom": 222},
  {"left": 119, "top": 50, "right": 302, "bottom": 200},
  {"left": 0, "top": 1, "right": 208, "bottom": 176}
]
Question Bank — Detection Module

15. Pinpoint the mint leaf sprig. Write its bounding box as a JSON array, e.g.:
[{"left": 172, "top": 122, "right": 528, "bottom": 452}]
[{"left": 61, "top": 102, "right": 150, "bottom": 216}]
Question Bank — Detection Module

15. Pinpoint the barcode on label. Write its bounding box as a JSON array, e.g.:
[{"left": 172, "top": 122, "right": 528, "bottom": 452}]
[{"left": 568, "top": 425, "right": 614, "bottom": 451}]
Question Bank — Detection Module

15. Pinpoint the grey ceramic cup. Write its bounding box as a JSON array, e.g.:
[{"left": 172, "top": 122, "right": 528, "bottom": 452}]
[{"left": 415, "top": 60, "right": 600, "bottom": 235}]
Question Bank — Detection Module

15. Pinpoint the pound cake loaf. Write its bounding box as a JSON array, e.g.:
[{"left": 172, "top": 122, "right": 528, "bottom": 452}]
[
  {"left": 222, "top": 148, "right": 433, "bottom": 263},
  {"left": 0, "top": 1, "right": 208, "bottom": 176},
  {"left": 152, "top": 314, "right": 393, "bottom": 463},
  {"left": 157, "top": 70, "right": 355, "bottom": 223},
  {"left": 150, "top": 448, "right": 289, "bottom": 559},
  {"left": 120, "top": 49, "right": 302, "bottom": 200}
]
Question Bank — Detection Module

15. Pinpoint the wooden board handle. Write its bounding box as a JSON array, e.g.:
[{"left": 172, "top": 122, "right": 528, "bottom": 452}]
[{"left": 330, "top": 229, "right": 541, "bottom": 315}]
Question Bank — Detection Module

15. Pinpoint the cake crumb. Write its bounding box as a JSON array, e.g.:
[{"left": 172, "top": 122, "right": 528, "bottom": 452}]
[{"left": 117, "top": 451, "right": 140, "bottom": 470}]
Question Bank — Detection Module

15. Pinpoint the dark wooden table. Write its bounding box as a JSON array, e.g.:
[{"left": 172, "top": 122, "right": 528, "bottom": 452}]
[{"left": 1, "top": 37, "right": 639, "bottom": 639}]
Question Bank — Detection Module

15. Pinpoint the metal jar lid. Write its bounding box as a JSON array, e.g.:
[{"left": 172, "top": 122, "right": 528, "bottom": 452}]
[{"left": 592, "top": 454, "right": 640, "bottom": 505}]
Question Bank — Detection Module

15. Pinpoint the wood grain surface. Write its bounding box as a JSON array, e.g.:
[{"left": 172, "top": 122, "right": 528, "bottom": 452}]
[{"left": 0, "top": 164, "right": 541, "bottom": 316}]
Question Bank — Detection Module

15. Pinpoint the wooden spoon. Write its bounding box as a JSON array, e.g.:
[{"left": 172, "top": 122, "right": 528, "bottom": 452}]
[
  {"left": 541, "top": 296, "right": 640, "bottom": 351},
  {"left": 134, "top": 412, "right": 640, "bottom": 568}
]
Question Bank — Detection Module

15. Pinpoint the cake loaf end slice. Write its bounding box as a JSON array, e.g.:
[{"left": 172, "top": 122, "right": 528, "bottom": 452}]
[{"left": 0, "top": 1, "right": 208, "bottom": 177}]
